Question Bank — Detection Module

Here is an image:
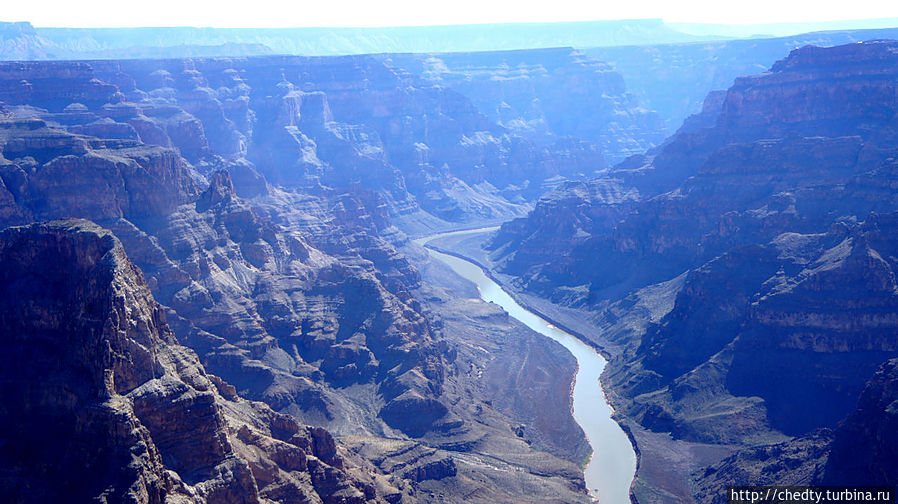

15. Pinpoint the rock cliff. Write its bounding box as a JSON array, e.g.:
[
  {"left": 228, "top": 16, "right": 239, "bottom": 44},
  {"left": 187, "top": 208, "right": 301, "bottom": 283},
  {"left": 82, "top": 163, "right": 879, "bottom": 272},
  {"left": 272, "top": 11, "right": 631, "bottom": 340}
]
[
  {"left": 488, "top": 40, "right": 898, "bottom": 499},
  {"left": 0, "top": 49, "right": 596, "bottom": 502},
  {"left": 0, "top": 49, "right": 662, "bottom": 226},
  {"left": 585, "top": 26, "right": 898, "bottom": 135},
  {"left": 0, "top": 219, "right": 395, "bottom": 504},
  {"left": 694, "top": 356, "right": 898, "bottom": 502},
  {"left": 386, "top": 47, "right": 665, "bottom": 163},
  {"left": 491, "top": 40, "right": 898, "bottom": 304},
  {"left": 616, "top": 215, "right": 898, "bottom": 444},
  {"left": 0, "top": 63, "right": 457, "bottom": 441}
]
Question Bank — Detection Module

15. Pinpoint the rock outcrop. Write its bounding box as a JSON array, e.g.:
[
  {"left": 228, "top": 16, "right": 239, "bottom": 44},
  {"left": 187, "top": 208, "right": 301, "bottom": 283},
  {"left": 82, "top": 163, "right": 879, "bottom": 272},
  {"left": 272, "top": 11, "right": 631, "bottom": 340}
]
[
  {"left": 0, "top": 219, "right": 394, "bottom": 504},
  {"left": 386, "top": 47, "right": 665, "bottom": 163},
  {"left": 0, "top": 49, "right": 660, "bottom": 226},
  {"left": 585, "top": 26, "right": 898, "bottom": 135},
  {"left": 694, "top": 356, "right": 898, "bottom": 502},
  {"left": 0, "top": 80, "right": 451, "bottom": 442},
  {"left": 823, "top": 357, "right": 898, "bottom": 485},
  {"left": 0, "top": 48, "right": 598, "bottom": 503},
  {"left": 488, "top": 40, "right": 898, "bottom": 499},
  {"left": 491, "top": 40, "right": 898, "bottom": 304},
  {"left": 618, "top": 216, "right": 898, "bottom": 444}
]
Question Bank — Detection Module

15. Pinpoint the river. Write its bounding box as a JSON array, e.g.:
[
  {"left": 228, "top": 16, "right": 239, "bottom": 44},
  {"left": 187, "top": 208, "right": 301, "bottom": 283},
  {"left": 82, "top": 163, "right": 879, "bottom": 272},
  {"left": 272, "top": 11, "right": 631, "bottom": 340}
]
[{"left": 415, "top": 228, "right": 637, "bottom": 504}]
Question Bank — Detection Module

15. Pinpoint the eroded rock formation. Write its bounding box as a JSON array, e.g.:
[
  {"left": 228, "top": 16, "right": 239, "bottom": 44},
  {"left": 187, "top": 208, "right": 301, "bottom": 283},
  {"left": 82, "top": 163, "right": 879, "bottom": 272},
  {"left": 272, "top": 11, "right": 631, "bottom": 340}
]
[
  {"left": 488, "top": 40, "right": 898, "bottom": 499},
  {"left": 0, "top": 219, "right": 396, "bottom": 504},
  {"left": 0, "top": 47, "right": 598, "bottom": 503}
]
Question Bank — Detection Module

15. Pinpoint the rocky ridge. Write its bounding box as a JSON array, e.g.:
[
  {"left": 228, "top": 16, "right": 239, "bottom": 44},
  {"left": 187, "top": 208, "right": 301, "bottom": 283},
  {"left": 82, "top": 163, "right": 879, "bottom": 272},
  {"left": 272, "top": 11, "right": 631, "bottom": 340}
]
[
  {"left": 0, "top": 50, "right": 662, "bottom": 227},
  {"left": 487, "top": 40, "right": 898, "bottom": 500},
  {"left": 694, "top": 356, "right": 898, "bottom": 502},
  {"left": 385, "top": 48, "right": 665, "bottom": 163},
  {"left": 0, "top": 111, "right": 451, "bottom": 440},
  {"left": 585, "top": 26, "right": 898, "bottom": 135},
  {"left": 0, "top": 49, "right": 597, "bottom": 502},
  {"left": 0, "top": 219, "right": 396, "bottom": 504},
  {"left": 0, "top": 20, "right": 705, "bottom": 60},
  {"left": 491, "top": 40, "right": 898, "bottom": 304}
]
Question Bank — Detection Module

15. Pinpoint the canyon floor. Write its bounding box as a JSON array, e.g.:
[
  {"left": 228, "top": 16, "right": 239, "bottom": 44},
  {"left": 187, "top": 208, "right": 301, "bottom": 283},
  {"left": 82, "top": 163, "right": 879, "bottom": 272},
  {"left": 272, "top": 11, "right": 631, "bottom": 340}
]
[{"left": 422, "top": 229, "right": 735, "bottom": 503}]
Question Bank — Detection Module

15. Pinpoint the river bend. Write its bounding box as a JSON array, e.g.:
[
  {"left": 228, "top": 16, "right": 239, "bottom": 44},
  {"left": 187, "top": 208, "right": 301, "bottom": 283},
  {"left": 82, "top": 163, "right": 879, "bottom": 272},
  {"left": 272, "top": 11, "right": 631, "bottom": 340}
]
[{"left": 416, "top": 228, "right": 637, "bottom": 504}]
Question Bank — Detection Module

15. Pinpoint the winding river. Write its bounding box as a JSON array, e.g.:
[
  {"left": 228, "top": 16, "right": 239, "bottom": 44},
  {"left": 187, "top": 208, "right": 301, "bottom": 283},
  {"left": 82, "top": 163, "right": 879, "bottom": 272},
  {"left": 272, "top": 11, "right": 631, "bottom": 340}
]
[{"left": 415, "top": 228, "right": 637, "bottom": 504}]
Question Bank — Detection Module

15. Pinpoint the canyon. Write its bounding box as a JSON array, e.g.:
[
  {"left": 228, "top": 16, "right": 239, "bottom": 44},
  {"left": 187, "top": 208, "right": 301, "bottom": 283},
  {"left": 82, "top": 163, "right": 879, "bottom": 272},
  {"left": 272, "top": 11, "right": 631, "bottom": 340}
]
[
  {"left": 487, "top": 40, "right": 898, "bottom": 501},
  {"left": 0, "top": 219, "right": 397, "bottom": 503},
  {"left": 0, "top": 44, "right": 647, "bottom": 503},
  {"left": 2, "top": 20, "right": 898, "bottom": 504}
]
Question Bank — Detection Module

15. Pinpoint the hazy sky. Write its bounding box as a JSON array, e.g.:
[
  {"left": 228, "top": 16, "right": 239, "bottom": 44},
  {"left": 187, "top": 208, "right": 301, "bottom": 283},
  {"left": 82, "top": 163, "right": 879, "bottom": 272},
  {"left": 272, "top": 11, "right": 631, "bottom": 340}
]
[{"left": 5, "top": 0, "right": 898, "bottom": 28}]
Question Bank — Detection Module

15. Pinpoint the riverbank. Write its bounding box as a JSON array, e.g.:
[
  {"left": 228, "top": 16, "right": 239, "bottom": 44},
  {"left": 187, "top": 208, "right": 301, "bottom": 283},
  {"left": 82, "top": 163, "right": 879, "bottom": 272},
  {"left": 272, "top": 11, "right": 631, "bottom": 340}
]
[
  {"left": 421, "top": 230, "right": 628, "bottom": 357},
  {"left": 421, "top": 228, "right": 737, "bottom": 504},
  {"left": 418, "top": 230, "right": 636, "bottom": 504},
  {"left": 391, "top": 234, "right": 598, "bottom": 503}
]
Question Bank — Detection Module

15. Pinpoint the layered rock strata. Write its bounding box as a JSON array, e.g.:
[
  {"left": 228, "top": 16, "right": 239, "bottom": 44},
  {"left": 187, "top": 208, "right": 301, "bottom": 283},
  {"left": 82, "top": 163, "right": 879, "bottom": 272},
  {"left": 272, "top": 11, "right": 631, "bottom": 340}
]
[
  {"left": 487, "top": 40, "right": 898, "bottom": 499},
  {"left": 0, "top": 52, "right": 638, "bottom": 225},
  {"left": 0, "top": 48, "right": 597, "bottom": 503},
  {"left": 0, "top": 219, "right": 396, "bottom": 504}
]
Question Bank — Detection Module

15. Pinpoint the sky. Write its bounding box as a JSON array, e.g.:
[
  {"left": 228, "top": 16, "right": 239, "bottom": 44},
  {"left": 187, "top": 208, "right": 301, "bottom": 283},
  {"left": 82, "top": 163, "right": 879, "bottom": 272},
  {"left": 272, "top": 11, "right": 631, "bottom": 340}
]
[{"left": 4, "top": 0, "right": 898, "bottom": 28}]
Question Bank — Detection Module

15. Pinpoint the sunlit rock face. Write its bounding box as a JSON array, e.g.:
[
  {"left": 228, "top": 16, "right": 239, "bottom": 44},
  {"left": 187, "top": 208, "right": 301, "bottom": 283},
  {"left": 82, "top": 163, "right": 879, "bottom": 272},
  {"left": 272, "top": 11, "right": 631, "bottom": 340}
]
[
  {"left": 386, "top": 47, "right": 666, "bottom": 164},
  {"left": 0, "top": 48, "right": 663, "bottom": 225},
  {"left": 0, "top": 50, "right": 653, "bottom": 447},
  {"left": 584, "top": 26, "right": 898, "bottom": 136},
  {"left": 0, "top": 47, "right": 601, "bottom": 504},
  {"left": 491, "top": 41, "right": 898, "bottom": 305},
  {"left": 0, "top": 57, "right": 451, "bottom": 443}
]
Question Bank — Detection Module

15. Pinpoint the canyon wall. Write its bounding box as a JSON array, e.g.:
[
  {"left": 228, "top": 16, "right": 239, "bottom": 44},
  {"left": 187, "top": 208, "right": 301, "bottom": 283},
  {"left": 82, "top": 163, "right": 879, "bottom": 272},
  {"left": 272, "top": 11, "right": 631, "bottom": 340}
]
[
  {"left": 489, "top": 40, "right": 898, "bottom": 499},
  {"left": 0, "top": 47, "right": 613, "bottom": 503}
]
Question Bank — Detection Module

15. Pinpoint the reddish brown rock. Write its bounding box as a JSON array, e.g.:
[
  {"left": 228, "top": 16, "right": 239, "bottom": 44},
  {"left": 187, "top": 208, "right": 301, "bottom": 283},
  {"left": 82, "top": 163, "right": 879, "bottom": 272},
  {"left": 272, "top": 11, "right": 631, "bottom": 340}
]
[{"left": 0, "top": 219, "right": 395, "bottom": 504}]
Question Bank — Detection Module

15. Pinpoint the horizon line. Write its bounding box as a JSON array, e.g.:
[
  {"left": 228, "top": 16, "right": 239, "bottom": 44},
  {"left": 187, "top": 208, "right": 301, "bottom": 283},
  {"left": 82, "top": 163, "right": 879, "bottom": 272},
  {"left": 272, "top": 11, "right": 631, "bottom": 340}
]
[{"left": 0, "top": 16, "right": 896, "bottom": 31}]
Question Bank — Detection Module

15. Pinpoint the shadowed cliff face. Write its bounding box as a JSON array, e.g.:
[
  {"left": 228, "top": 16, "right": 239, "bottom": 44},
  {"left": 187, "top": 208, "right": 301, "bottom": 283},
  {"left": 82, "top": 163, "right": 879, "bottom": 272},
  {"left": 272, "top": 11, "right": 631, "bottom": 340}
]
[
  {"left": 823, "top": 357, "right": 898, "bottom": 485},
  {"left": 0, "top": 220, "right": 396, "bottom": 504},
  {"left": 693, "top": 357, "right": 898, "bottom": 503},
  {"left": 0, "top": 49, "right": 596, "bottom": 503},
  {"left": 618, "top": 216, "right": 898, "bottom": 444},
  {"left": 488, "top": 40, "right": 898, "bottom": 498}
]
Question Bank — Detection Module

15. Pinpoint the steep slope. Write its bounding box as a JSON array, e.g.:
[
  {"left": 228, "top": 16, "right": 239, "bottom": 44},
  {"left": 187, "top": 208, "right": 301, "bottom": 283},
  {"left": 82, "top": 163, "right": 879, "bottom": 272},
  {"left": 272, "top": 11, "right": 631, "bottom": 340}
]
[
  {"left": 585, "top": 26, "right": 898, "bottom": 135},
  {"left": 0, "top": 113, "right": 451, "bottom": 440},
  {"left": 0, "top": 50, "right": 661, "bottom": 226},
  {"left": 0, "top": 219, "right": 395, "bottom": 504},
  {"left": 0, "top": 54, "right": 595, "bottom": 502},
  {"left": 487, "top": 40, "right": 898, "bottom": 500},
  {"left": 385, "top": 47, "right": 665, "bottom": 163},
  {"left": 0, "top": 22, "right": 62, "bottom": 60},
  {"left": 614, "top": 216, "right": 898, "bottom": 444},
  {"left": 491, "top": 40, "right": 898, "bottom": 304},
  {"left": 694, "top": 356, "right": 898, "bottom": 502},
  {"left": 823, "top": 356, "right": 898, "bottom": 485}
]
